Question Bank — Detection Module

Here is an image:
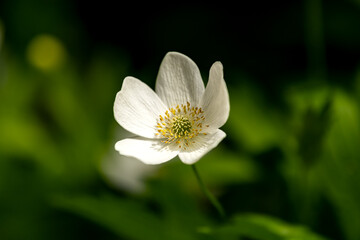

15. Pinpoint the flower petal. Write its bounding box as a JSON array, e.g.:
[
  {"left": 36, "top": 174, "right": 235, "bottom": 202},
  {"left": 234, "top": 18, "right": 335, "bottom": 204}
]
[
  {"left": 200, "top": 62, "right": 230, "bottom": 131},
  {"left": 178, "top": 129, "right": 226, "bottom": 165},
  {"left": 155, "top": 52, "right": 205, "bottom": 108},
  {"left": 115, "top": 137, "right": 179, "bottom": 165},
  {"left": 114, "top": 77, "right": 168, "bottom": 138},
  {"left": 101, "top": 152, "right": 158, "bottom": 193}
]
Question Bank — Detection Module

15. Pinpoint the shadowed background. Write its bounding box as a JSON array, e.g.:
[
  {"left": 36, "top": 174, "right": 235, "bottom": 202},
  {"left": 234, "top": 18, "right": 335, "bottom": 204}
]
[{"left": 0, "top": 1, "right": 360, "bottom": 240}]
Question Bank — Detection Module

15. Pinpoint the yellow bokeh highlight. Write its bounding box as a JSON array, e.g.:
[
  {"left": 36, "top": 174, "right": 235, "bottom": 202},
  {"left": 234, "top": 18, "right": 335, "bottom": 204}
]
[{"left": 27, "top": 34, "right": 66, "bottom": 71}]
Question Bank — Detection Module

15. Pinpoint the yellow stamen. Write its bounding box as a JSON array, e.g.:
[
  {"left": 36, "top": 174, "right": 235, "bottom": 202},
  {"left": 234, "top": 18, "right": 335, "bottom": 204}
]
[{"left": 155, "top": 102, "right": 210, "bottom": 149}]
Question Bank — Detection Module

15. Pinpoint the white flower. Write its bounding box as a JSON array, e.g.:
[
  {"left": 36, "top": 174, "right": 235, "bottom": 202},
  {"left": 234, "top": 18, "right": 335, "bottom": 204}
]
[
  {"left": 102, "top": 129, "right": 158, "bottom": 193},
  {"left": 114, "top": 52, "right": 230, "bottom": 165},
  {"left": 102, "top": 154, "right": 158, "bottom": 193}
]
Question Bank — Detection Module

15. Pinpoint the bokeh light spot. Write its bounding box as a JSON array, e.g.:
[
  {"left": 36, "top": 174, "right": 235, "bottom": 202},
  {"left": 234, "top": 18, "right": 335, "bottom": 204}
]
[{"left": 26, "top": 34, "right": 66, "bottom": 71}]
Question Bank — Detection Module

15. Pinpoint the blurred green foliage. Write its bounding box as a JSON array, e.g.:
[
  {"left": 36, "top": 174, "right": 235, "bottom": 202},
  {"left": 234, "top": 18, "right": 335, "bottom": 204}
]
[{"left": 1, "top": 0, "right": 360, "bottom": 240}]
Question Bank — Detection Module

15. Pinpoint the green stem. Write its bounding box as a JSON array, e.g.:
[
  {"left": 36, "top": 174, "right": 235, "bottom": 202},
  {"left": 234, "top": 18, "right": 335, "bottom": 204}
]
[
  {"left": 191, "top": 164, "right": 226, "bottom": 219},
  {"left": 305, "top": 0, "right": 326, "bottom": 81}
]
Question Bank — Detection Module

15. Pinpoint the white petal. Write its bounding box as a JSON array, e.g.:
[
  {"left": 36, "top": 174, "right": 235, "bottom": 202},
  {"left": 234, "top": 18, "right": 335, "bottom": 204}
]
[
  {"left": 155, "top": 52, "right": 205, "bottom": 108},
  {"left": 178, "top": 129, "right": 226, "bottom": 165},
  {"left": 101, "top": 153, "right": 158, "bottom": 193},
  {"left": 115, "top": 137, "right": 179, "bottom": 165},
  {"left": 200, "top": 62, "right": 230, "bottom": 131},
  {"left": 114, "top": 77, "right": 167, "bottom": 138}
]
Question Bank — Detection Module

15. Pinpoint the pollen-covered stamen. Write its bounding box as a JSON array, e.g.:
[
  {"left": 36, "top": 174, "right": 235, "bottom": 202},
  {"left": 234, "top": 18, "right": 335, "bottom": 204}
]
[
  {"left": 172, "top": 116, "right": 192, "bottom": 138},
  {"left": 155, "top": 102, "right": 209, "bottom": 149}
]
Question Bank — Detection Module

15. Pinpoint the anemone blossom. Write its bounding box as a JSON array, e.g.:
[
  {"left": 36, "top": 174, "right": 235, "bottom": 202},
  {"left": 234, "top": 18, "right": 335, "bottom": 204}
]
[{"left": 114, "top": 52, "right": 229, "bottom": 165}]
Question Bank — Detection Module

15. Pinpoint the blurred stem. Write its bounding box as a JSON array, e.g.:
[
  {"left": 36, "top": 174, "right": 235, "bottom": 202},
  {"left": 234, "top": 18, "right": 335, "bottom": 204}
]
[
  {"left": 305, "top": 0, "right": 326, "bottom": 81},
  {"left": 191, "top": 164, "right": 225, "bottom": 219},
  {"left": 299, "top": 0, "right": 326, "bottom": 225}
]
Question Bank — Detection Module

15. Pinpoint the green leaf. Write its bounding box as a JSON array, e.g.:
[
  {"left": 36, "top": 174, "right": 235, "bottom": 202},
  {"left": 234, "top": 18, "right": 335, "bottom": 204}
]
[
  {"left": 211, "top": 214, "right": 328, "bottom": 240},
  {"left": 53, "top": 194, "right": 164, "bottom": 240},
  {"left": 227, "top": 84, "right": 285, "bottom": 153},
  {"left": 320, "top": 90, "right": 360, "bottom": 240}
]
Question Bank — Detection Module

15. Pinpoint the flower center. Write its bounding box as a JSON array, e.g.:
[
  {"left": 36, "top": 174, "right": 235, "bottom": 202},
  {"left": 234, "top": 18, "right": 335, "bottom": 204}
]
[
  {"left": 155, "top": 102, "right": 209, "bottom": 149},
  {"left": 171, "top": 115, "right": 192, "bottom": 137}
]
